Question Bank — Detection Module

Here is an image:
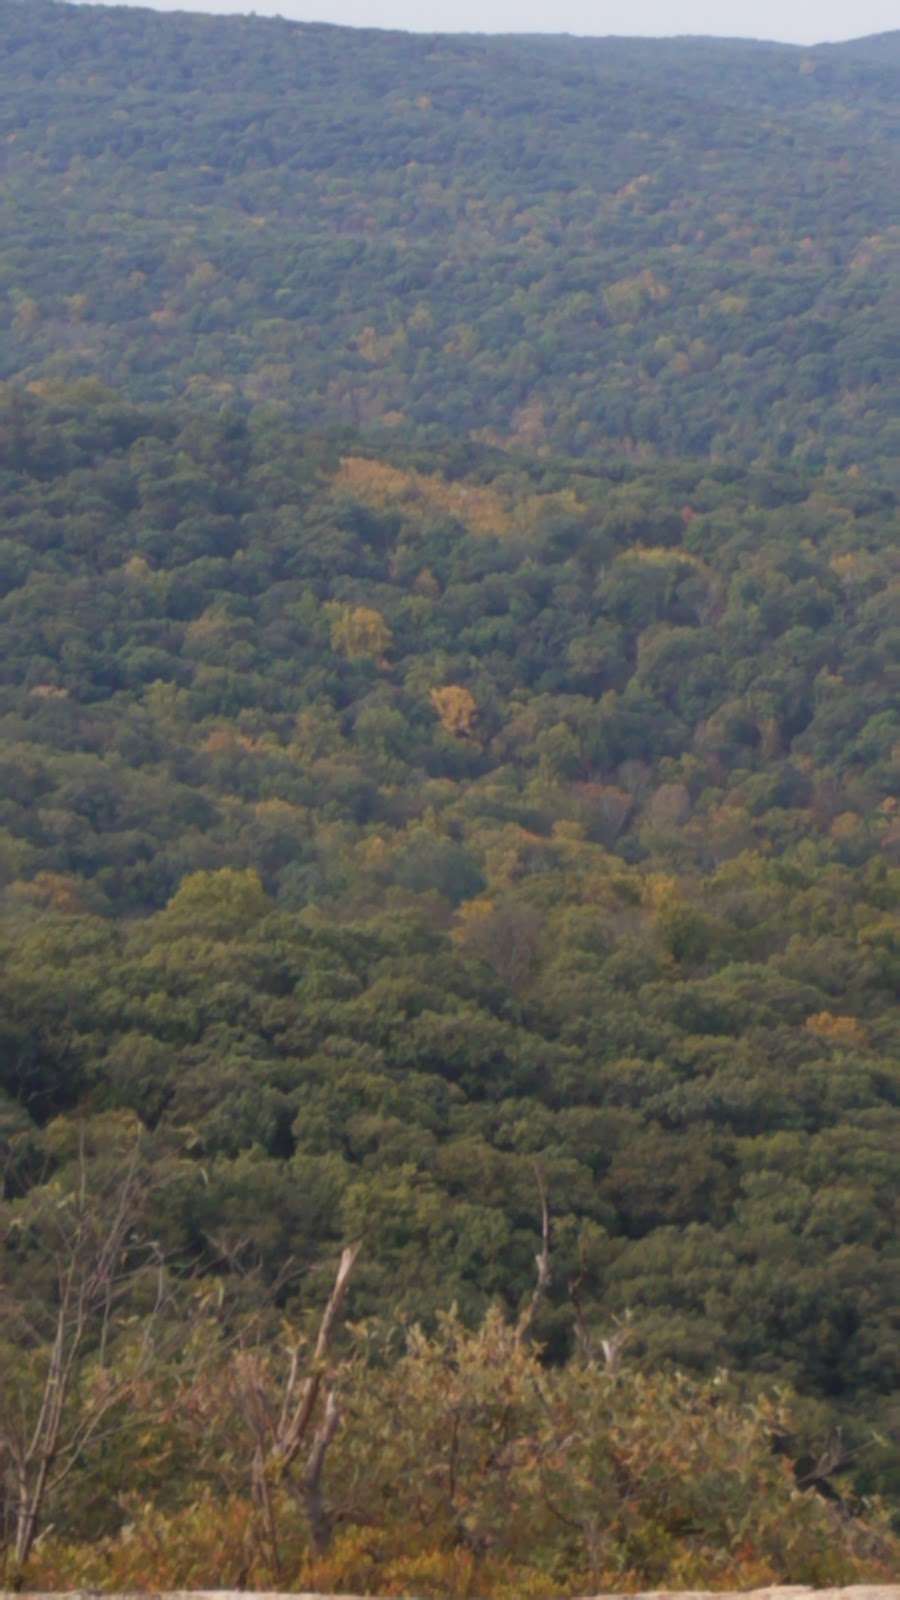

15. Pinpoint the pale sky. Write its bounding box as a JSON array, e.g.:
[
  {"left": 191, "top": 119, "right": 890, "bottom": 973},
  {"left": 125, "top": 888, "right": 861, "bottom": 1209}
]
[{"left": 73, "top": 0, "right": 899, "bottom": 48}]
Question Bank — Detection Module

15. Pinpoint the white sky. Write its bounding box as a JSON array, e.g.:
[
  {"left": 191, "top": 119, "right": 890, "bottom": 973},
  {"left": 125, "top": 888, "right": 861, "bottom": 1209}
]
[{"left": 73, "top": 0, "right": 899, "bottom": 48}]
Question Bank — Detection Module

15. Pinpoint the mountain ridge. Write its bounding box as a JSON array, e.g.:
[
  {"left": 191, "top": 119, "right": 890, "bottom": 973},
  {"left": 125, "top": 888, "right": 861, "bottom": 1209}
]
[{"left": 54, "top": 2, "right": 900, "bottom": 53}]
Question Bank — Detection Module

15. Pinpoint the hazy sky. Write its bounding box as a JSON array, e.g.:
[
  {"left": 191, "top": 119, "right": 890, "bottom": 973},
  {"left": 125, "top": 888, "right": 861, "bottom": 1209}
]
[{"left": 77, "top": 0, "right": 898, "bottom": 47}]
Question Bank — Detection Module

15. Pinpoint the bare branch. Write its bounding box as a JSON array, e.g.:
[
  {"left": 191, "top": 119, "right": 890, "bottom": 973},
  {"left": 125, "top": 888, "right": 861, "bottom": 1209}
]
[
  {"left": 600, "top": 1311, "right": 634, "bottom": 1376},
  {"left": 313, "top": 1240, "right": 362, "bottom": 1366},
  {"left": 225, "top": 1240, "right": 362, "bottom": 1565},
  {"left": 0, "top": 1148, "right": 169, "bottom": 1571},
  {"left": 302, "top": 1386, "right": 341, "bottom": 1555},
  {"left": 516, "top": 1166, "right": 551, "bottom": 1343},
  {"left": 278, "top": 1240, "right": 361, "bottom": 1470},
  {"left": 567, "top": 1268, "right": 596, "bottom": 1363}
]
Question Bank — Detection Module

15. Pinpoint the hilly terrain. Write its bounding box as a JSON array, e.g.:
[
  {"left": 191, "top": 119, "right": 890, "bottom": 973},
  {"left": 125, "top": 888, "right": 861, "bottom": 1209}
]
[
  {"left": 1, "top": 2, "right": 899, "bottom": 476},
  {"left": 0, "top": 2, "right": 897, "bottom": 1593},
  {"left": 0, "top": 385, "right": 897, "bottom": 1585}
]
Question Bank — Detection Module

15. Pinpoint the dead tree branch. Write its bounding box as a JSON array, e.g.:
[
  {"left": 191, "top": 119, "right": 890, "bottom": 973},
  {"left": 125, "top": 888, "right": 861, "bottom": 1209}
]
[
  {"left": 0, "top": 1148, "right": 170, "bottom": 1574},
  {"left": 232, "top": 1240, "right": 362, "bottom": 1569},
  {"left": 516, "top": 1166, "right": 551, "bottom": 1344}
]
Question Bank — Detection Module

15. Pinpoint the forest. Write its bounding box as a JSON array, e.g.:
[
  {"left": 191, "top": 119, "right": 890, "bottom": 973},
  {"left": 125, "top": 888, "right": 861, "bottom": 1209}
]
[
  {"left": 0, "top": 383, "right": 897, "bottom": 1588},
  {"left": 1, "top": 2, "right": 899, "bottom": 477},
  {"left": 0, "top": 1, "right": 898, "bottom": 1594}
]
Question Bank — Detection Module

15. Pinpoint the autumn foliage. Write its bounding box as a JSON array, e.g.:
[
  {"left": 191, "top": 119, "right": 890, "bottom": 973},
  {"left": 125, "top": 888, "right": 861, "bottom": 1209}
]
[
  {"left": 18, "top": 1301, "right": 898, "bottom": 1594},
  {"left": 431, "top": 684, "right": 478, "bottom": 737}
]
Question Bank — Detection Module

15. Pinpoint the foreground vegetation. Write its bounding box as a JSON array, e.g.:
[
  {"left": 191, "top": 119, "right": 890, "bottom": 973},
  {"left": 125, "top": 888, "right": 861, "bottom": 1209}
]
[{"left": 9, "top": 1158, "right": 897, "bottom": 1593}]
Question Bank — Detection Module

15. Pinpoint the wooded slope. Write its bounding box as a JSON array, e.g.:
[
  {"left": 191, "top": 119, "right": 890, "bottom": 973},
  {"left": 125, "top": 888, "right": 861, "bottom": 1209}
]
[
  {"left": 1, "top": 3, "right": 898, "bottom": 475},
  {"left": 0, "top": 388, "right": 896, "bottom": 1522}
]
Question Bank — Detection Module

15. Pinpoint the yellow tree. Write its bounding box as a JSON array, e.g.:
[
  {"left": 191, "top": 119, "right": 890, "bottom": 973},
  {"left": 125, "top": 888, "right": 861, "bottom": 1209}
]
[
  {"left": 430, "top": 684, "right": 477, "bottom": 737},
  {"left": 329, "top": 605, "right": 392, "bottom": 663}
]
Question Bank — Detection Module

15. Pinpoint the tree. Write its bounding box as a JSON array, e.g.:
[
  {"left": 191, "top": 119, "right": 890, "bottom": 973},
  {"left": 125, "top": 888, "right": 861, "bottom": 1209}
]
[
  {"left": 329, "top": 605, "right": 392, "bottom": 663},
  {"left": 430, "top": 684, "right": 478, "bottom": 738},
  {"left": 159, "top": 867, "right": 270, "bottom": 938},
  {"left": 0, "top": 1135, "right": 169, "bottom": 1575},
  {"left": 226, "top": 1242, "right": 361, "bottom": 1572}
]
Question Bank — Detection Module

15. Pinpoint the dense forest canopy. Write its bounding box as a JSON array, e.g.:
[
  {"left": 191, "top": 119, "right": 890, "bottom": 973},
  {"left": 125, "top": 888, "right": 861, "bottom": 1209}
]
[
  {"left": 1, "top": 2, "right": 899, "bottom": 476},
  {"left": 0, "top": 386, "right": 897, "bottom": 1565},
  {"left": 0, "top": 2, "right": 898, "bottom": 1591}
]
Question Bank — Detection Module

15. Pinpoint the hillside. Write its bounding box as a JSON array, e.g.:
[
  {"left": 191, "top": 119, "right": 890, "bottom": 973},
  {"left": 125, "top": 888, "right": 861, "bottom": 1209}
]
[
  {"left": 0, "top": 3, "right": 898, "bottom": 1589},
  {"left": 1, "top": 3, "right": 899, "bottom": 476},
  {"left": 0, "top": 384, "right": 897, "bottom": 1519}
]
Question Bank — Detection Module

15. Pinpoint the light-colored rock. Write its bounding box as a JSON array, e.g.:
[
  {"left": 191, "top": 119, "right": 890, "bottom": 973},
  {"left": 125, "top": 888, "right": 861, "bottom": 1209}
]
[{"left": 573, "top": 1592, "right": 900, "bottom": 1600}]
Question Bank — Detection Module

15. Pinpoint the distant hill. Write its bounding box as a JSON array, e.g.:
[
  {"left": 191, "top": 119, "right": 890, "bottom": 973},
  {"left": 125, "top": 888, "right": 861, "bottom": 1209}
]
[
  {"left": 1, "top": 1, "right": 898, "bottom": 476},
  {"left": 816, "top": 31, "right": 900, "bottom": 61}
]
